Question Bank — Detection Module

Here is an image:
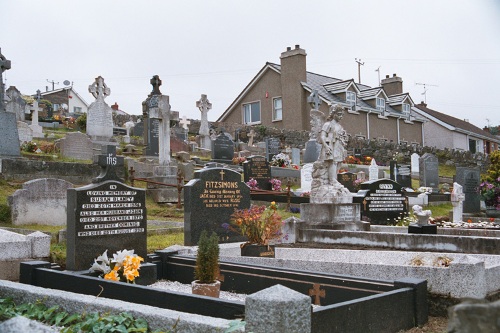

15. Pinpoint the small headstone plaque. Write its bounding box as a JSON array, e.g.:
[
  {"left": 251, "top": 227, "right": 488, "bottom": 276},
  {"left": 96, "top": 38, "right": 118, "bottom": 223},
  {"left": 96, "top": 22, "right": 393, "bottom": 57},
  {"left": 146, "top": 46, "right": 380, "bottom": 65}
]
[
  {"left": 184, "top": 167, "right": 250, "bottom": 245},
  {"left": 354, "top": 179, "right": 408, "bottom": 225},
  {"left": 419, "top": 153, "right": 439, "bottom": 192},
  {"left": 243, "top": 155, "right": 271, "bottom": 190},
  {"left": 291, "top": 148, "right": 300, "bottom": 165},
  {"left": 265, "top": 137, "right": 280, "bottom": 162},
  {"left": 337, "top": 172, "right": 357, "bottom": 193},
  {"left": 455, "top": 167, "right": 481, "bottom": 213},
  {"left": 66, "top": 146, "right": 146, "bottom": 271},
  {"left": 390, "top": 161, "right": 412, "bottom": 188},
  {"left": 211, "top": 133, "right": 234, "bottom": 162}
]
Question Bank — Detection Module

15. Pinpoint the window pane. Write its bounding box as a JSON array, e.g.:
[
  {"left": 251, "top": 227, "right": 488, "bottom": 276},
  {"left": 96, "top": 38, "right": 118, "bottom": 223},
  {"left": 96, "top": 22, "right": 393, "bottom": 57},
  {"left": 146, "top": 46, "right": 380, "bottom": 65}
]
[
  {"left": 243, "top": 104, "right": 251, "bottom": 123},
  {"left": 251, "top": 102, "right": 260, "bottom": 122}
]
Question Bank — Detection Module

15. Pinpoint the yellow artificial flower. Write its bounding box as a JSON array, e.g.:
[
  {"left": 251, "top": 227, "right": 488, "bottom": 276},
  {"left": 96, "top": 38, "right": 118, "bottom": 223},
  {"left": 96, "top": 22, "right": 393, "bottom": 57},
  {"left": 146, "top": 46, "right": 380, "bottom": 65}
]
[{"left": 104, "top": 270, "right": 119, "bottom": 281}]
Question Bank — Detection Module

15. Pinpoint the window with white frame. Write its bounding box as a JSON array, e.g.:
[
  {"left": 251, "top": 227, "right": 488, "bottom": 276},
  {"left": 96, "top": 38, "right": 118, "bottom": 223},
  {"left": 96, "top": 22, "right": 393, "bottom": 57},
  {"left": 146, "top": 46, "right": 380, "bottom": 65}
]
[
  {"left": 346, "top": 91, "right": 356, "bottom": 105},
  {"left": 376, "top": 98, "right": 385, "bottom": 111},
  {"left": 243, "top": 101, "right": 261, "bottom": 124},
  {"left": 74, "top": 106, "right": 82, "bottom": 113},
  {"left": 273, "top": 97, "right": 282, "bottom": 121},
  {"left": 402, "top": 103, "right": 410, "bottom": 115},
  {"left": 53, "top": 103, "right": 60, "bottom": 111}
]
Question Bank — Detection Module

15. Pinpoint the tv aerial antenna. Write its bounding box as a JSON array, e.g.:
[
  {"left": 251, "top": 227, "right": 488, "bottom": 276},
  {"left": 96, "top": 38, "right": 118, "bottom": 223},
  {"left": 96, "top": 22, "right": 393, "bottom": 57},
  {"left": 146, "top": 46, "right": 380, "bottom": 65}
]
[
  {"left": 375, "top": 66, "right": 381, "bottom": 86},
  {"left": 415, "top": 82, "right": 438, "bottom": 104}
]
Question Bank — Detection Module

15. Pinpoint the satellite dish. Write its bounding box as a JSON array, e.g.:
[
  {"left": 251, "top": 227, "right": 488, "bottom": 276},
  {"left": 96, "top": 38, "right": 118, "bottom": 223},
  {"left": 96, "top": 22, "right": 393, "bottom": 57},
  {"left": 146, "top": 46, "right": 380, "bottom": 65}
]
[{"left": 63, "top": 80, "right": 71, "bottom": 86}]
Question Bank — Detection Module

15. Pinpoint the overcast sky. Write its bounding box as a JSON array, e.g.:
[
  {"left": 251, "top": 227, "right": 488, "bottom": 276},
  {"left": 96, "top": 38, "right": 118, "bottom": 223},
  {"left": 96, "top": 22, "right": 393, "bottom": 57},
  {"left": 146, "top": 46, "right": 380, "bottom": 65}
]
[{"left": 2, "top": 0, "right": 499, "bottom": 129}]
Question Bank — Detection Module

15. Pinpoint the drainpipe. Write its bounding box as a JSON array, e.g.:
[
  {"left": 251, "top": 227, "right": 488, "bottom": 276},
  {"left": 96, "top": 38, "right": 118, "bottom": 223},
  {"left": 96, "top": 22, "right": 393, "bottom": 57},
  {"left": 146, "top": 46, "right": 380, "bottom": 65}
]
[
  {"left": 366, "top": 110, "right": 371, "bottom": 139},
  {"left": 397, "top": 117, "right": 401, "bottom": 143}
]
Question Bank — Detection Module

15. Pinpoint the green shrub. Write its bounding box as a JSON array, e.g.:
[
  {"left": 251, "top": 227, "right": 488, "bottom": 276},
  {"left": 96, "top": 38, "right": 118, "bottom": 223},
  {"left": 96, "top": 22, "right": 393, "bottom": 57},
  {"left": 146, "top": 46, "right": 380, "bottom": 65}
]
[
  {"left": 194, "top": 230, "right": 220, "bottom": 283},
  {"left": 0, "top": 204, "right": 11, "bottom": 223}
]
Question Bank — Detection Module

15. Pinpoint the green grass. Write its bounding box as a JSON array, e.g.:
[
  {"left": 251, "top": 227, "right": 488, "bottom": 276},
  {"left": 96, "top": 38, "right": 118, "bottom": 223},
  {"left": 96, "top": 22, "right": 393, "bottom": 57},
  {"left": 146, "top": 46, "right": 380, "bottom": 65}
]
[{"left": 427, "top": 203, "right": 453, "bottom": 217}]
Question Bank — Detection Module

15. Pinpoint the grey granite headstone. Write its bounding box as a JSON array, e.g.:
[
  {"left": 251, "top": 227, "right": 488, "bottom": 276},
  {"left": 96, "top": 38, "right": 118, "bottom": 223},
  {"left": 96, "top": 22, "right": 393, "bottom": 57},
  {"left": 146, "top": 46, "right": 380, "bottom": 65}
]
[
  {"left": 66, "top": 147, "right": 145, "bottom": 271},
  {"left": 303, "top": 140, "right": 321, "bottom": 163},
  {"left": 8, "top": 178, "right": 74, "bottom": 226},
  {"left": 243, "top": 155, "right": 271, "bottom": 190},
  {"left": 291, "top": 147, "right": 300, "bottom": 165},
  {"left": 0, "top": 48, "right": 20, "bottom": 157},
  {"left": 6, "top": 86, "right": 27, "bottom": 121},
  {"left": 59, "top": 131, "right": 94, "bottom": 161},
  {"left": 17, "top": 121, "right": 33, "bottom": 144},
  {"left": 211, "top": 133, "right": 234, "bottom": 162},
  {"left": 390, "top": 161, "right": 412, "bottom": 188},
  {"left": 265, "top": 137, "right": 280, "bottom": 162},
  {"left": 455, "top": 167, "right": 481, "bottom": 213},
  {"left": 183, "top": 167, "right": 250, "bottom": 246},
  {"left": 419, "top": 153, "right": 439, "bottom": 192}
]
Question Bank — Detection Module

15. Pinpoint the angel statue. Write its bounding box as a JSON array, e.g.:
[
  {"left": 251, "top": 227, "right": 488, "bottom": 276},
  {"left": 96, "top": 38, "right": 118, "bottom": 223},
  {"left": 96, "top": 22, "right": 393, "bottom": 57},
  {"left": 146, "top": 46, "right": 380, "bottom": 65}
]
[{"left": 309, "top": 104, "right": 351, "bottom": 204}]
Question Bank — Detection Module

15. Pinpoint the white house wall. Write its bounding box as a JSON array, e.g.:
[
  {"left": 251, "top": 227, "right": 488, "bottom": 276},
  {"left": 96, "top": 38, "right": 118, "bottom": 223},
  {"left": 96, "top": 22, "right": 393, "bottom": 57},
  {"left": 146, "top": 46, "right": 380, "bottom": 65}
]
[
  {"left": 69, "top": 93, "right": 88, "bottom": 114},
  {"left": 451, "top": 131, "right": 468, "bottom": 151},
  {"left": 423, "top": 120, "right": 455, "bottom": 149}
]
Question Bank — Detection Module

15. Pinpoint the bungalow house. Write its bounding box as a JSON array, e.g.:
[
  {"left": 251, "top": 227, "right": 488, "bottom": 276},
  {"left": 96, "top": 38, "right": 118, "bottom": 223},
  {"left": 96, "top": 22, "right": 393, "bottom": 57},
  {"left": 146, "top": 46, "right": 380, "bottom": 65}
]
[
  {"left": 217, "top": 45, "right": 424, "bottom": 145},
  {"left": 412, "top": 103, "right": 500, "bottom": 154},
  {"left": 40, "top": 86, "right": 88, "bottom": 116}
]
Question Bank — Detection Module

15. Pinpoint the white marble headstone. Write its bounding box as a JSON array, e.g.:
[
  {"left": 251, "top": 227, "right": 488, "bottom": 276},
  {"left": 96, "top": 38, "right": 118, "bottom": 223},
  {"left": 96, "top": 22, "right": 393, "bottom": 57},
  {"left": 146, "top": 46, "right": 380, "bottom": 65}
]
[
  {"left": 300, "top": 163, "right": 313, "bottom": 192},
  {"left": 86, "top": 76, "right": 114, "bottom": 140},
  {"left": 369, "top": 158, "right": 379, "bottom": 181},
  {"left": 411, "top": 153, "right": 420, "bottom": 174}
]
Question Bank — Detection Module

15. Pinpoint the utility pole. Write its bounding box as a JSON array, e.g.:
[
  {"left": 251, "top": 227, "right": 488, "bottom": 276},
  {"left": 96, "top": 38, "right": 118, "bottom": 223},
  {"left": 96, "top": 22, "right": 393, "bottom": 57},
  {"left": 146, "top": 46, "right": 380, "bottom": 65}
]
[
  {"left": 355, "top": 58, "right": 364, "bottom": 84},
  {"left": 46, "top": 79, "right": 59, "bottom": 91},
  {"left": 415, "top": 82, "right": 438, "bottom": 104}
]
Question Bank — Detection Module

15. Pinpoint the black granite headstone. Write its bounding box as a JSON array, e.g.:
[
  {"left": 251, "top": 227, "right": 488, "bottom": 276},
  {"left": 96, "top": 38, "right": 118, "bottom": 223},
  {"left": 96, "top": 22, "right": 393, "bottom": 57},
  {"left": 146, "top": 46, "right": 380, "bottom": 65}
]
[
  {"left": 353, "top": 179, "right": 408, "bottom": 225},
  {"left": 184, "top": 167, "right": 250, "bottom": 246},
  {"left": 132, "top": 121, "right": 144, "bottom": 137},
  {"left": 337, "top": 172, "right": 357, "bottom": 193},
  {"left": 145, "top": 118, "right": 160, "bottom": 157},
  {"left": 66, "top": 183, "right": 146, "bottom": 271},
  {"left": 390, "top": 161, "right": 412, "bottom": 188},
  {"left": 265, "top": 137, "right": 280, "bottom": 162},
  {"left": 455, "top": 167, "right": 481, "bottom": 213},
  {"left": 243, "top": 155, "right": 271, "bottom": 190},
  {"left": 211, "top": 133, "right": 234, "bottom": 162},
  {"left": 419, "top": 153, "right": 439, "bottom": 192}
]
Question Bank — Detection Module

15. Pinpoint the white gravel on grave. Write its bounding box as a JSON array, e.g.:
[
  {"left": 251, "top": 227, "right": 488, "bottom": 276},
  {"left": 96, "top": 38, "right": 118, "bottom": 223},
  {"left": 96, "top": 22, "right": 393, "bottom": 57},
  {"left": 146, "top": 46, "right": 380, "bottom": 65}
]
[{"left": 148, "top": 280, "right": 247, "bottom": 302}]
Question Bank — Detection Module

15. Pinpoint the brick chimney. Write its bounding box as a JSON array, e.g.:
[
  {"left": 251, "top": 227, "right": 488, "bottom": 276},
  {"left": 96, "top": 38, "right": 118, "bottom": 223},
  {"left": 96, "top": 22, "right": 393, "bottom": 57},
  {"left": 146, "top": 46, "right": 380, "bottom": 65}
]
[
  {"left": 280, "top": 45, "right": 307, "bottom": 130},
  {"left": 381, "top": 73, "right": 403, "bottom": 96},
  {"left": 111, "top": 102, "right": 119, "bottom": 111}
]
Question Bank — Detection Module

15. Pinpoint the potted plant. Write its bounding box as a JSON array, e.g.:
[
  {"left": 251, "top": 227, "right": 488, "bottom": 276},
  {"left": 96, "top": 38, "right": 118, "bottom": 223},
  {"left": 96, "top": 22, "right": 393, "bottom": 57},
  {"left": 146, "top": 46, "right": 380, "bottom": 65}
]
[
  {"left": 227, "top": 201, "right": 283, "bottom": 258},
  {"left": 192, "top": 230, "right": 221, "bottom": 297},
  {"left": 479, "top": 151, "right": 500, "bottom": 218}
]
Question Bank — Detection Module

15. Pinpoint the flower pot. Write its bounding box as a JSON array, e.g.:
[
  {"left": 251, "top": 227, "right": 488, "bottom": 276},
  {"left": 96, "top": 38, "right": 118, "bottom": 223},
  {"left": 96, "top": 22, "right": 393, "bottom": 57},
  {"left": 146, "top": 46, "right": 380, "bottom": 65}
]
[
  {"left": 486, "top": 208, "right": 500, "bottom": 219},
  {"left": 191, "top": 280, "right": 221, "bottom": 298},
  {"left": 240, "top": 244, "right": 275, "bottom": 258}
]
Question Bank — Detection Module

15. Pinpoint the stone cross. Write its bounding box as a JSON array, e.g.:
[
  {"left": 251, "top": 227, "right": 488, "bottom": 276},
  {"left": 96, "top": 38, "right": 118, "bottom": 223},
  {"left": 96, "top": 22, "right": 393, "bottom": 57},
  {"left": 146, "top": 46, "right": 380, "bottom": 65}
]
[
  {"left": 307, "top": 89, "right": 322, "bottom": 110},
  {"left": 451, "top": 182, "right": 465, "bottom": 223},
  {"left": 179, "top": 115, "right": 191, "bottom": 130},
  {"left": 197, "top": 94, "right": 212, "bottom": 149},
  {"left": 149, "top": 94, "right": 171, "bottom": 165},
  {"left": 0, "top": 48, "right": 12, "bottom": 111},
  {"left": 248, "top": 129, "right": 256, "bottom": 147},
  {"left": 88, "top": 76, "right": 110, "bottom": 101},
  {"left": 150, "top": 75, "right": 162, "bottom": 95},
  {"left": 308, "top": 283, "right": 326, "bottom": 306},
  {"left": 93, "top": 145, "right": 125, "bottom": 183}
]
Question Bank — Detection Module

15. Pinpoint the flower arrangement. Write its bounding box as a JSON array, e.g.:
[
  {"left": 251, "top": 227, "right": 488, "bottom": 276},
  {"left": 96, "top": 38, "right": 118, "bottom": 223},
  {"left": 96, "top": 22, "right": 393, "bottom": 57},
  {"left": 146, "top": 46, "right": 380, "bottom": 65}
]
[
  {"left": 353, "top": 178, "right": 363, "bottom": 191},
  {"left": 343, "top": 155, "right": 373, "bottom": 165},
  {"left": 270, "top": 153, "right": 291, "bottom": 168},
  {"left": 269, "top": 178, "right": 282, "bottom": 191},
  {"left": 246, "top": 178, "right": 259, "bottom": 190},
  {"left": 21, "top": 141, "right": 38, "bottom": 153},
  {"left": 227, "top": 202, "right": 283, "bottom": 245},
  {"left": 478, "top": 177, "right": 500, "bottom": 210},
  {"left": 89, "top": 249, "right": 144, "bottom": 283},
  {"left": 232, "top": 156, "right": 247, "bottom": 165}
]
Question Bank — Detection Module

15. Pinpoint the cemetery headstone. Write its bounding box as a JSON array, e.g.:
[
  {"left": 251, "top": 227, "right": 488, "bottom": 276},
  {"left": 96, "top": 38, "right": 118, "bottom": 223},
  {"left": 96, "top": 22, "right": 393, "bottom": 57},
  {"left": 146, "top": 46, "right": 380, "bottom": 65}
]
[
  {"left": 148, "top": 94, "right": 171, "bottom": 166},
  {"left": 197, "top": 94, "right": 212, "bottom": 150},
  {"left": 337, "top": 172, "right": 357, "bottom": 193},
  {"left": 265, "top": 137, "right": 280, "bottom": 162},
  {"left": 390, "top": 161, "right": 412, "bottom": 188},
  {"left": 211, "top": 133, "right": 234, "bottom": 163},
  {"left": 411, "top": 153, "right": 420, "bottom": 174},
  {"left": 66, "top": 145, "right": 146, "bottom": 271},
  {"left": 0, "top": 48, "right": 20, "bottom": 157},
  {"left": 243, "top": 155, "right": 271, "bottom": 190},
  {"left": 303, "top": 140, "right": 321, "bottom": 163},
  {"left": 353, "top": 178, "right": 408, "bottom": 224},
  {"left": 29, "top": 90, "right": 44, "bottom": 138},
  {"left": 291, "top": 147, "right": 300, "bottom": 165},
  {"left": 248, "top": 129, "right": 256, "bottom": 147},
  {"left": 59, "top": 131, "right": 94, "bottom": 161},
  {"left": 300, "top": 163, "right": 314, "bottom": 192},
  {"left": 419, "top": 153, "right": 439, "bottom": 192},
  {"left": 8, "top": 178, "right": 74, "bottom": 226},
  {"left": 455, "top": 167, "right": 481, "bottom": 213},
  {"left": 17, "top": 121, "right": 33, "bottom": 144},
  {"left": 86, "top": 76, "right": 114, "bottom": 141},
  {"left": 6, "top": 86, "right": 26, "bottom": 121},
  {"left": 184, "top": 167, "right": 250, "bottom": 245},
  {"left": 369, "top": 158, "right": 379, "bottom": 181}
]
